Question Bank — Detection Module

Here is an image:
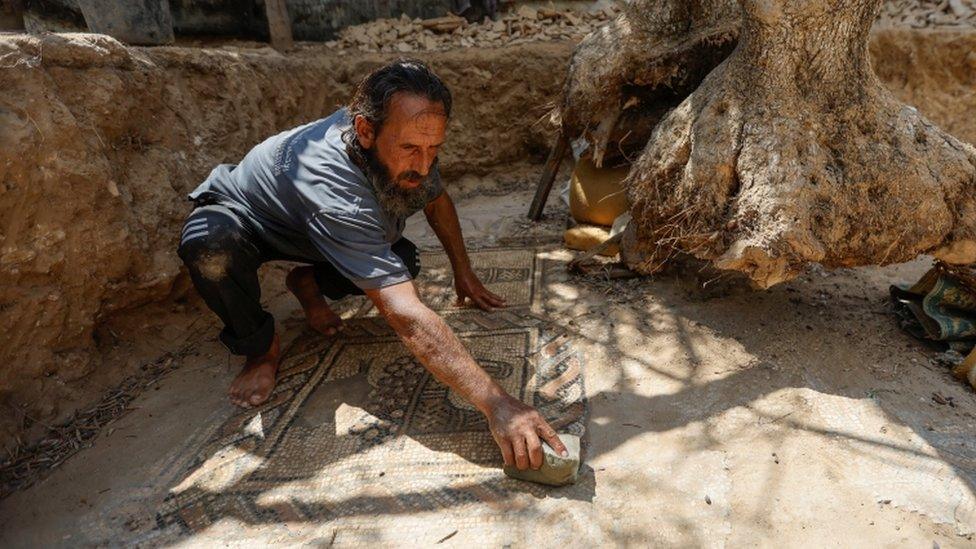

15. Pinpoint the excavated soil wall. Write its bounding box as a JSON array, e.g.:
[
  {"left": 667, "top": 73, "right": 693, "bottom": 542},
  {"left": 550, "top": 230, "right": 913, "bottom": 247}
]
[
  {"left": 0, "top": 34, "right": 569, "bottom": 447},
  {"left": 0, "top": 28, "right": 974, "bottom": 448}
]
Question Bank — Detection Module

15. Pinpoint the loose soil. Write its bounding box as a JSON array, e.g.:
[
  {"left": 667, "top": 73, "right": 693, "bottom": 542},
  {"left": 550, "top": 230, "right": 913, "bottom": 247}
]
[
  {"left": 3, "top": 30, "right": 975, "bottom": 456},
  {"left": 0, "top": 12, "right": 975, "bottom": 543},
  {"left": 1, "top": 187, "right": 975, "bottom": 545}
]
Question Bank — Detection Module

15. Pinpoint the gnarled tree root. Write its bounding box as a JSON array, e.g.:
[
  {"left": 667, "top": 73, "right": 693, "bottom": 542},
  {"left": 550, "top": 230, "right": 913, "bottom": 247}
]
[
  {"left": 622, "top": 0, "right": 976, "bottom": 288},
  {"left": 558, "top": 0, "right": 739, "bottom": 168}
]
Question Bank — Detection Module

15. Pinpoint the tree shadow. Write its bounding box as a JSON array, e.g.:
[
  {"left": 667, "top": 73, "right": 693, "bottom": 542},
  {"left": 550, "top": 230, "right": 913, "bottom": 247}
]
[
  {"left": 149, "top": 312, "right": 595, "bottom": 542},
  {"left": 545, "top": 253, "right": 976, "bottom": 533},
  {"left": 146, "top": 251, "right": 975, "bottom": 544}
]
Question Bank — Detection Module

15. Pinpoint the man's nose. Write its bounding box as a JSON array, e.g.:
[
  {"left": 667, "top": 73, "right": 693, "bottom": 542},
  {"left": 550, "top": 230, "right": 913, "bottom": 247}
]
[{"left": 413, "top": 150, "right": 435, "bottom": 176}]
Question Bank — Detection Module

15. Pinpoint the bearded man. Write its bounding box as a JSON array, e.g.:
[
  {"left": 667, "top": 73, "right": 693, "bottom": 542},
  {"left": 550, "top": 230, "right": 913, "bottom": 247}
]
[{"left": 177, "top": 60, "right": 565, "bottom": 470}]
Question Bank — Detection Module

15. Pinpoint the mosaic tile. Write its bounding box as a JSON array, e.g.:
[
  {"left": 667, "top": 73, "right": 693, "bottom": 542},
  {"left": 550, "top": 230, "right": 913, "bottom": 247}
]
[{"left": 150, "top": 248, "right": 588, "bottom": 543}]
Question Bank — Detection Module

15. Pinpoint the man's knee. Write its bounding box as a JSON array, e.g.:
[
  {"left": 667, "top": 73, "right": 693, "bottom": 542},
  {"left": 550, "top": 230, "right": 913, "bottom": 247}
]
[
  {"left": 177, "top": 233, "right": 206, "bottom": 264},
  {"left": 178, "top": 210, "right": 249, "bottom": 281}
]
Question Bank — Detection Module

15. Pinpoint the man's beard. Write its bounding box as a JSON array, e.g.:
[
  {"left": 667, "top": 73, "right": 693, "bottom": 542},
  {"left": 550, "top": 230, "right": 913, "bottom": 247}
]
[
  {"left": 354, "top": 145, "right": 434, "bottom": 219},
  {"left": 343, "top": 127, "right": 436, "bottom": 218}
]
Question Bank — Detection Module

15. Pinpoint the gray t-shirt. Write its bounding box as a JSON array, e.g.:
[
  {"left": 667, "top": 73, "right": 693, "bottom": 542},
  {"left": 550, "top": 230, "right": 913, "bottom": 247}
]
[{"left": 189, "top": 109, "right": 443, "bottom": 290}]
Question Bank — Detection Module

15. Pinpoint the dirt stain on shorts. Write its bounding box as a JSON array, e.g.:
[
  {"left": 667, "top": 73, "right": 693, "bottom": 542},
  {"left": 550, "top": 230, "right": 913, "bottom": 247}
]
[{"left": 195, "top": 252, "right": 231, "bottom": 282}]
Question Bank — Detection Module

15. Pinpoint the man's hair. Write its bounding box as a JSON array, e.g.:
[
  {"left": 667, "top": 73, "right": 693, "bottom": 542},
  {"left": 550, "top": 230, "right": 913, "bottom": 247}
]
[{"left": 347, "top": 59, "right": 452, "bottom": 133}]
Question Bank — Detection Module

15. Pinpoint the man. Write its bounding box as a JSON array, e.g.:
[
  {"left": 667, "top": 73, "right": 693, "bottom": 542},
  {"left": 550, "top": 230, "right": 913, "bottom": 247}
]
[{"left": 177, "top": 60, "right": 566, "bottom": 471}]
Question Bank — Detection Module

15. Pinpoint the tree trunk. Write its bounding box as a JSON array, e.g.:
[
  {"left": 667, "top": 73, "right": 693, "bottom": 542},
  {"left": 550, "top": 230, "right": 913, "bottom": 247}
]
[
  {"left": 264, "top": 0, "right": 293, "bottom": 51},
  {"left": 558, "top": 0, "right": 739, "bottom": 168},
  {"left": 622, "top": 0, "right": 976, "bottom": 288}
]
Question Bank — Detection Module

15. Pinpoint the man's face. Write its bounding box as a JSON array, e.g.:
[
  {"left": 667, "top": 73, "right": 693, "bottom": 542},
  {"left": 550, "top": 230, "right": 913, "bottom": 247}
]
[{"left": 354, "top": 92, "right": 447, "bottom": 190}]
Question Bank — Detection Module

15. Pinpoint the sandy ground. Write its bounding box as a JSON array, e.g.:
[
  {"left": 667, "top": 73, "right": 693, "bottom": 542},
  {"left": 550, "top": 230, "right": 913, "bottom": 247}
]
[
  {"left": 4, "top": 26, "right": 976, "bottom": 456},
  {"left": 1, "top": 176, "right": 974, "bottom": 547}
]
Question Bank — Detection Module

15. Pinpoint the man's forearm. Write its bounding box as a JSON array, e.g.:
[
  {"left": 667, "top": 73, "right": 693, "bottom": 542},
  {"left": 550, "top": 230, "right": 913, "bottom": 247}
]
[
  {"left": 367, "top": 281, "right": 564, "bottom": 467},
  {"left": 425, "top": 192, "right": 472, "bottom": 272},
  {"left": 383, "top": 303, "right": 506, "bottom": 412},
  {"left": 424, "top": 191, "right": 507, "bottom": 311}
]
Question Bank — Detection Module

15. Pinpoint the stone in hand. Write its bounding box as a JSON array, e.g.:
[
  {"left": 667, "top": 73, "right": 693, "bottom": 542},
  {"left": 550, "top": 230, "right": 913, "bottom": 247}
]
[{"left": 503, "top": 434, "right": 581, "bottom": 486}]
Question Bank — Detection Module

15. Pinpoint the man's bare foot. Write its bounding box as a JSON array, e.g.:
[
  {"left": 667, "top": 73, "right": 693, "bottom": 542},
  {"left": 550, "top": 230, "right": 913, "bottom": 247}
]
[
  {"left": 286, "top": 266, "right": 344, "bottom": 336},
  {"left": 229, "top": 334, "right": 280, "bottom": 408}
]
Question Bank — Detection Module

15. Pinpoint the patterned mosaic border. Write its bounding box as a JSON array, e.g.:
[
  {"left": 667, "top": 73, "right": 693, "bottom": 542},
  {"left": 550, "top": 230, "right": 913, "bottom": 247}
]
[{"left": 145, "top": 248, "right": 588, "bottom": 542}]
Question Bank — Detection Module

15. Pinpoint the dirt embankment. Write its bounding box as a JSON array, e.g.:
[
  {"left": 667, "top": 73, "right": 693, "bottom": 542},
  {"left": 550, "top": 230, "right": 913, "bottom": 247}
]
[
  {"left": 1, "top": 28, "right": 975, "bottom": 450},
  {"left": 0, "top": 34, "right": 570, "bottom": 449}
]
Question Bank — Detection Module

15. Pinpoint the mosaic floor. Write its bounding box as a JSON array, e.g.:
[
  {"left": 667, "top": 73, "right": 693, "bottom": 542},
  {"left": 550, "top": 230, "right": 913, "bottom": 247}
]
[
  {"left": 147, "top": 248, "right": 591, "bottom": 544},
  {"left": 5, "top": 238, "right": 974, "bottom": 546}
]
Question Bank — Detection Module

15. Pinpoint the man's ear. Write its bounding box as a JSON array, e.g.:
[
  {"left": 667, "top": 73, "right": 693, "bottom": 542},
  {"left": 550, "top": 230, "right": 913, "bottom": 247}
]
[{"left": 354, "top": 115, "right": 375, "bottom": 149}]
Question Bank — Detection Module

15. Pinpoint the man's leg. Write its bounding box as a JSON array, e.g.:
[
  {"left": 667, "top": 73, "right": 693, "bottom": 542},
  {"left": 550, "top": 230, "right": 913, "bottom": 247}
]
[
  {"left": 177, "top": 204, "right": 280, "bottom": 407},
  {"left": 286, "top": 238, "right": 420, "bottom": 331},
  {"left": 285, "top": 266, "right": 345, "bottom": 336}
]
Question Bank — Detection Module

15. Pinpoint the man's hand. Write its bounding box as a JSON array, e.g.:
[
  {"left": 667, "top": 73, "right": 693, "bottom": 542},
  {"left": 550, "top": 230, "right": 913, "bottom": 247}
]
[
  {"left": 424, "top": 192, "right": 507, "bottom": 312},
  {"left": 454, "top": 267, "right": 506, "bottom": 311},
  {"left": 368, "top": 281, "right": 548, "bottom": 470},
  {"left": 485, "top": 395, "right": 568, "bottom": 470}
]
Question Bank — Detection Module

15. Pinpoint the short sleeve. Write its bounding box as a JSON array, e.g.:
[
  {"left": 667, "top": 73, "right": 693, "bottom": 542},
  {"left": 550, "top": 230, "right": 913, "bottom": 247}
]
[{"left": 307, "top": 210, "right": 412, "bottom": 290}]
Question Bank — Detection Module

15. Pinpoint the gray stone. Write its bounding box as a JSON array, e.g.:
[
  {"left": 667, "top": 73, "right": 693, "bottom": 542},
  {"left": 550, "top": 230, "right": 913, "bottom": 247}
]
[
  {"left": 77, "top": 0, "right": 174, "bottom": 45},
  {"left": 503, "top": 434, "right": 581, "bottom": 487}
]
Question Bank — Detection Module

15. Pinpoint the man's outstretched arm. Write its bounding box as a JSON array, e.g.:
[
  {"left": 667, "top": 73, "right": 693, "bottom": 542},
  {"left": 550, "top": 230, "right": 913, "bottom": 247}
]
[
  {"left": 365, "top": 280, "right": 566, "bottom": 470},
  {"left": 424, "top": 191, "right": 506, "bottom": 311}
]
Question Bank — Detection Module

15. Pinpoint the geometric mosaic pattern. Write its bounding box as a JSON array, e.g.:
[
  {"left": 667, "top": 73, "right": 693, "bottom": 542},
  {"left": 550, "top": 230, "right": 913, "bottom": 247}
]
[{"left": 149, "top": 248, "right": 588, "bottom": 543}]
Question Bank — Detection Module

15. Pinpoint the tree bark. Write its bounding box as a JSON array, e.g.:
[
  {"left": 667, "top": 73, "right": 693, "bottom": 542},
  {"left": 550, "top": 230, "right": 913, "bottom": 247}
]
[
  {"left": 621, "top": 0, "right": 976, "bottom": 288},
  {"left": 558, "top": 0, "right": 739, "bottom": 167}
]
